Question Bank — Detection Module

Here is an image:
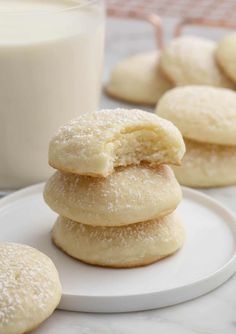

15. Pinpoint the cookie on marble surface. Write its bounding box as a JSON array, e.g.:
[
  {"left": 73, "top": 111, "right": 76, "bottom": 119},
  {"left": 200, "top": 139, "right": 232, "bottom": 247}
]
[
  {"left": 106, "top": 52, "right": 172, "bottom": 106},
  {"left": 156, "top": 85, "right": 236, "bottom": 145},
  {"left": 49, "top": 109, "right": 185, "bottom": 177},
  {"left": 52, "top": 212, "right": 185, "bottom": 268},
  {"left": 172, "top": 139, "right": 236, "bottom": 188},
  {"left": 44, "top": 164, "right": 182, "bottom": 226},
  {"left": 216, "top": 33, "right": 236, "bottom": 83},
  {"left": 160, "top": 36, "right": 235, "bottom": 88},
  {"left": 0, "top": 242, "right": 61, "bottom": 334}
]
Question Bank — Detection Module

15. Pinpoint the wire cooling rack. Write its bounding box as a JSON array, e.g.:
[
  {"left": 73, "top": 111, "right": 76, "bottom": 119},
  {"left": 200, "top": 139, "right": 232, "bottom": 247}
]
[{"left": 107, "top": 0, "right": 236, "bottom": 47}]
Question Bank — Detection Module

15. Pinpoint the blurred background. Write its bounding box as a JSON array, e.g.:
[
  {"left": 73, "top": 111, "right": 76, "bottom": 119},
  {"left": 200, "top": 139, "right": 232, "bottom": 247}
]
[{"left": 103, "top": 0, "right": 235, "bottom": 110}]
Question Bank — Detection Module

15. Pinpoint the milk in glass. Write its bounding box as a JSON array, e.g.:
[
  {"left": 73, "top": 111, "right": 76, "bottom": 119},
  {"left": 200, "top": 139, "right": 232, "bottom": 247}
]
[{"left": 0, "top": 0, "right": 105, "bottom": 189}]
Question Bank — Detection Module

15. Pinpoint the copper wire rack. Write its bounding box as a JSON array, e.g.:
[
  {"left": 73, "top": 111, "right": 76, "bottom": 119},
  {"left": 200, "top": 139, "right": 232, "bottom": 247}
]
[{"left": 107, "top": 0, "right": 236, "bottom": 48}]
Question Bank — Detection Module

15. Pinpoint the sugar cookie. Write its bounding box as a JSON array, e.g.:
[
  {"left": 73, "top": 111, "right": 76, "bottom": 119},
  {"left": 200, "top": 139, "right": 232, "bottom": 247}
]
[
  {"left": 106, "top": 52, "right": 172, "bottom": 105},
  {"left": 52, "top": 212, "right": 185, "bottom": 268},
  {"left": 160, "top": 36, "right": 235, "bottom": 88},
  {"left": 49, "top": 109, "right": 185, "bottom": 177},
  {"left": 0, "top": 243, "right": 61, "bottom": 334},
  {"left": 156, "top": 85, "right": 236, "bottom": 145},
  {"left": 172, "top": 139, "right": 236, "bottom": 188},
  {"left": 216, "top": 33, "right": 236, "bottom": 83},
  {"left": 44, "top": 164, "right": 182, "bottom": 226}
]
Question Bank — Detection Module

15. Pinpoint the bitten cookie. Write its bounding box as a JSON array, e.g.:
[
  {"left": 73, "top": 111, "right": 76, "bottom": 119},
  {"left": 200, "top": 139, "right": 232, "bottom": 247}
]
[
  {"left": 216, "top": 33, "right": 236, "bottom": 83},
  {"left": 160, "top": 36, "right": 235, "bottom": 88},
  {"left": 156, "top": 85, "right": 236, "bottom": 145},
  {"left": 172, "top": 139, "right": 236, "bottom": 188},
  {"left": 106, "top": 51, "right": 172, "bottom": 106},
  {"left": 49, "top": 109, "right": 185, "bottom": 177},
  {"left": 52, "top": 212, "right": 185, "bottom": 268},
  {"left": 0, "top": 243, "right": 61, "bottom": 334},
  {"left": 44, "top": 164, "right": 182, "bottom": 226}
]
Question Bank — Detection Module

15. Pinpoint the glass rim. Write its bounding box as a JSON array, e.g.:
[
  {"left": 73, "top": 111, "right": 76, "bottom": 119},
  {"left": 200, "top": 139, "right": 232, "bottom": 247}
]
[{"left": 0, "top": 0, "right": 104, "bottom": 15}]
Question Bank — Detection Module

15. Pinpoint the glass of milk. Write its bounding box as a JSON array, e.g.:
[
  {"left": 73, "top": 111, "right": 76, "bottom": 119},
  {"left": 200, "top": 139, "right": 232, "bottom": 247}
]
[{"left": 0, "top": 0, "right": 105, "bottom": 190}]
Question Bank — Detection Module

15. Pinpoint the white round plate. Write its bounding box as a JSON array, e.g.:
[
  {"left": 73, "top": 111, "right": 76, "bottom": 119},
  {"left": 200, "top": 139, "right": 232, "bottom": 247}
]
[{"left": 0, "top": 184, "right": 236, "bottom": 313}]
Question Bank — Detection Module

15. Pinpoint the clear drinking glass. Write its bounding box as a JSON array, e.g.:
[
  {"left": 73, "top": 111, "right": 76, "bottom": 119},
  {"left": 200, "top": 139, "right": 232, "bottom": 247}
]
[{"left": 0, "top": 0, "right": 105, "bottom": 191}]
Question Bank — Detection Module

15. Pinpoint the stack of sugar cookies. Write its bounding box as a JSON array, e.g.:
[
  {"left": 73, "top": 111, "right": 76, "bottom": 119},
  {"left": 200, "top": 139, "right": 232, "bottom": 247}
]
[
  {"left": 44, "top": 109, "right": 186, "bottom": 268},
  {"left": 156, "top": 85, "right": 236, "bottom": 188}
]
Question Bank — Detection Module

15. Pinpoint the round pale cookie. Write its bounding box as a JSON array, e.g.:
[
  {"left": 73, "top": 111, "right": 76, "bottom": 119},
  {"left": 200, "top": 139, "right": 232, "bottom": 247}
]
[
  {"left": 172, "top": 139, "right": 236, "bottom": 188},
  {"left": 52, "top": 212, "right": 185, "bottom": 268},
  {"left": 0, "top": 243, "right": 61, "bottom": 334},
  {"left": 216, "top": 33, "right": 236, "bottom": 83},
  {"left": 106, "top": 51, "right": 172, "bottom": 106},
  {"left": 44, "top": 164, "right": 182, "bottom": 226},
  {"left": 49, "top": 109, "right": 185, "bottom": 177},
  {"left": 156, "top": 85, "right": 236, "bottom": 146},
  {"left": 160, "top": 36, "right": 235, "bottom": 88}
]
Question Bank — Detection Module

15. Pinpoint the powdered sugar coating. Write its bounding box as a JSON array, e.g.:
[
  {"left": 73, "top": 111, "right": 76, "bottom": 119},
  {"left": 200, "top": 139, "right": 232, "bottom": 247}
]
[
  {"left": 44, "top": 164, "right": 182, "bottom": 226},
  {"left": 0, "top": 243, "right": 61, "bottom": 334},
  {"left": 49, "top": 108, "right": 185, "bottom": 177},
  {"left": 156, "top": 85, "right": 236, "bottom": 145},
  {"left": 52, "top": 212, "right": 185, "bottom": 268},
  {"left": 160, "top": 36, "right": 235, "bottom": 88},
  {"left": 172, "top": 138, "right": 236, "bottom": 187},
  {"left": 106, "top": 51, "right": 172, "bottom": 105}
]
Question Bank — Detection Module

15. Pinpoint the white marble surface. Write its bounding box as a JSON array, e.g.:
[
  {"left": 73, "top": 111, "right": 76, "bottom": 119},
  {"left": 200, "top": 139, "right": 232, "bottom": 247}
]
[{"left": 10, "top": 16, "right": 236, "bottom": 334}]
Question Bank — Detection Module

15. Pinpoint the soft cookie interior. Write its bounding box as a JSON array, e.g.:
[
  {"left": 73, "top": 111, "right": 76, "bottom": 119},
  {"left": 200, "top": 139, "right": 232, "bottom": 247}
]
[{"left": 107, "top": 128, "right": 182, "bottom": 172}]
